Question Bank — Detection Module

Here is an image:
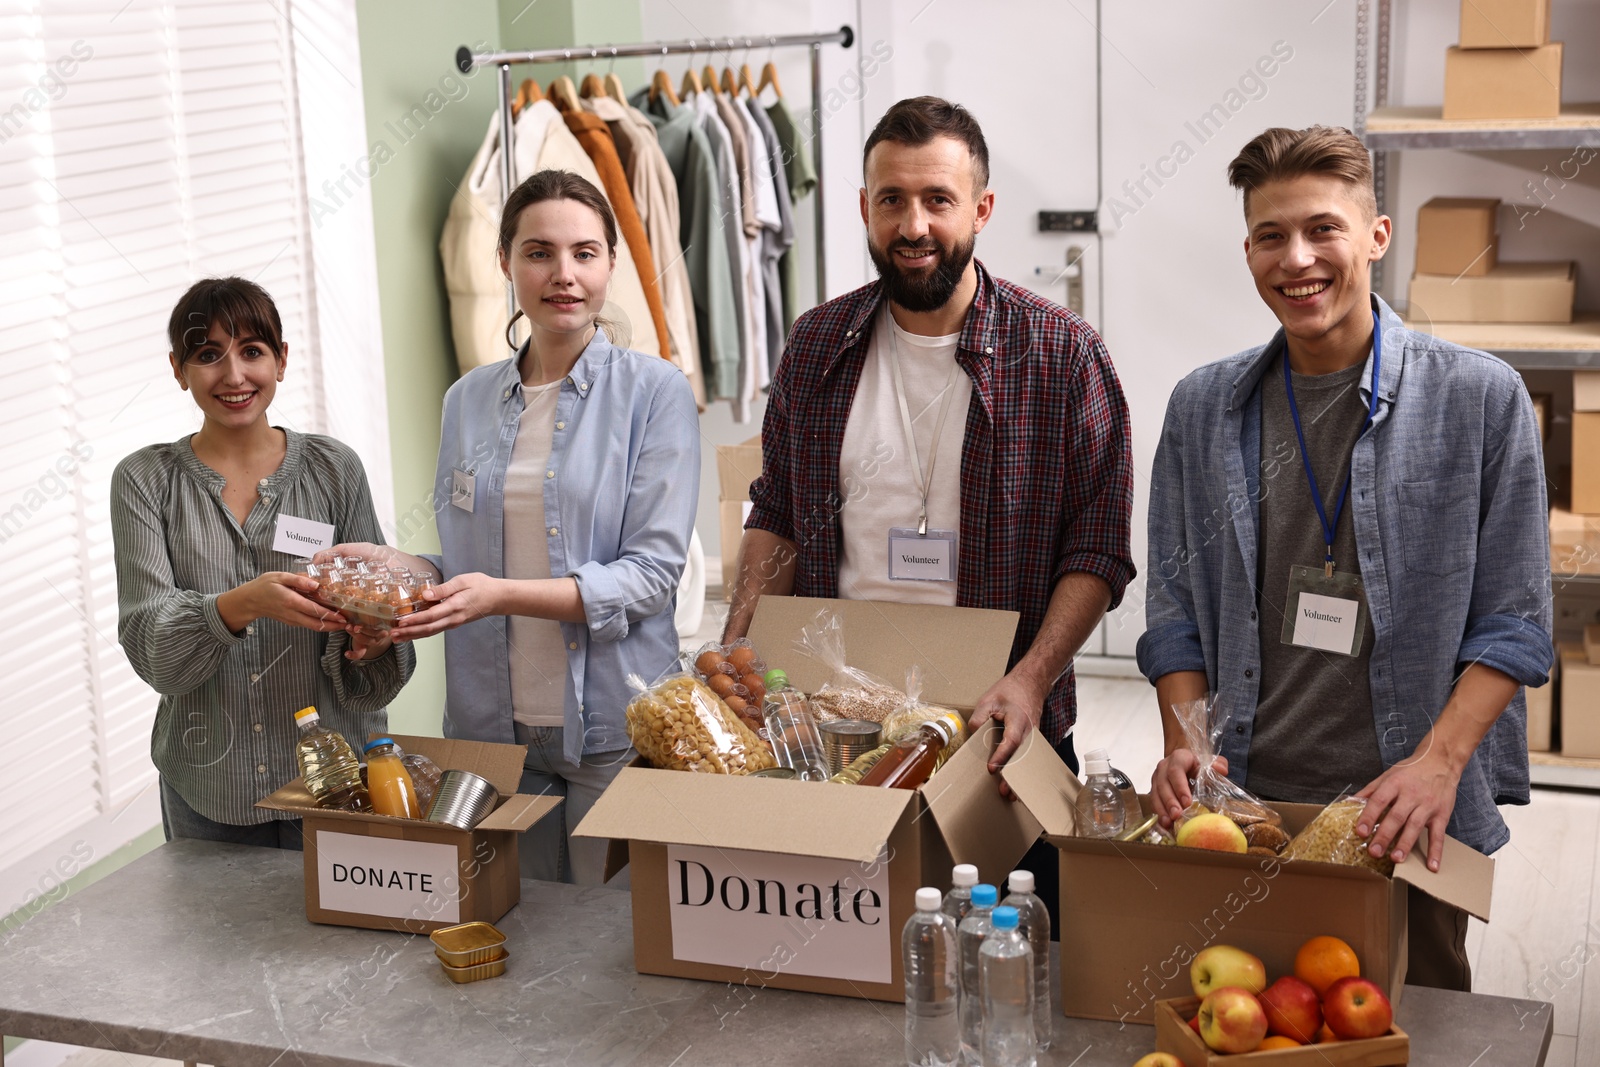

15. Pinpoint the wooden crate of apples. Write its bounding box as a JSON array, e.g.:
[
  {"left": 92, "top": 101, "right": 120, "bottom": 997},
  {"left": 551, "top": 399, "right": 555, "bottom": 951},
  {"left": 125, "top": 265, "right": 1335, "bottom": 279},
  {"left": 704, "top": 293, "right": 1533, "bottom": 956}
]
[{"left": 1133, "top": 936, "right": 1407, "bottom": 1066}]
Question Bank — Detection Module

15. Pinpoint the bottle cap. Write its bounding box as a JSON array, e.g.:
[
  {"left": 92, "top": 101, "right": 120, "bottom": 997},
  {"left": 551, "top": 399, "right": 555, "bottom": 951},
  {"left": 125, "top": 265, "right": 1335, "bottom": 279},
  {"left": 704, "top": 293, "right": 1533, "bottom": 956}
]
[
  {"left": 294, "top": 706, "right": 319, "bottom": 723},
  {"left": 915, "top": 887, "right": 942, "bottom": 912},
  {"left": 951, "top": 864, "right": 979, "bottom": 888},
  {"left": 991, "top": 905, "right": 1019, "bottom": 930},
  {"left": 1008, "top": 870, "right": 1035, "bottom": 895},
  {"left": 362, "top": 737, "right": 395, "bottom": 753},
  {"left": 763, "top": 667, "right": 788, "bottom": 690},
  {"left": 1084, "top": 747, "right": 1111, "bottom": 775},
  {"left": 971, "top": 884, "right": 998, "bottom": 907}
]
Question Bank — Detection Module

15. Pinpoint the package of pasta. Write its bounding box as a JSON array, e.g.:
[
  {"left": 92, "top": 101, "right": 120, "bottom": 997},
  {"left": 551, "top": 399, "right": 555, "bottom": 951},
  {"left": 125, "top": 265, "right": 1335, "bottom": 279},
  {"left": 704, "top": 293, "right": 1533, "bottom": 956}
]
[
  {"left": 1170, "top": 695, "right": 1284, "bottom": 841},
  {"left": 1283, "top": 794, "right": 1394, "bottom": 875},
  {"left": 881, "top": 665, "right": 965, "bottom": 745},
  {"left": 624, "top": 671, "right": 778, "bottom": 775},
  {"left": 793, "top": 608, "right": 907, "bottom": 723}
]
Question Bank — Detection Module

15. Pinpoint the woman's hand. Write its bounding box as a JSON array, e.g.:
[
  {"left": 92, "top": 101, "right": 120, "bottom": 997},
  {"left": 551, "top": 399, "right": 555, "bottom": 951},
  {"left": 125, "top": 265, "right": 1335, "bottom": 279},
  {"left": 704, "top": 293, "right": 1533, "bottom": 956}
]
[
  {"left": 218, "top": 572, "right": 346, "bottom": 633},
  {"left": 387, "top": 572, "right": 505, "bottom": 641},
  {"left": 345, "top": 624, "right": 395, "bottom": 662}
]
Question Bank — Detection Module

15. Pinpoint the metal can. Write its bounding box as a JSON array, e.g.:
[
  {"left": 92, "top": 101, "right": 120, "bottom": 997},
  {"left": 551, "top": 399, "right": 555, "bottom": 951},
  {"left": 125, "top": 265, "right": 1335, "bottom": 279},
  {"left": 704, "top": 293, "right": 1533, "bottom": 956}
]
[{"left": 751, "top": 767, "right": 799, "bottom": 779}]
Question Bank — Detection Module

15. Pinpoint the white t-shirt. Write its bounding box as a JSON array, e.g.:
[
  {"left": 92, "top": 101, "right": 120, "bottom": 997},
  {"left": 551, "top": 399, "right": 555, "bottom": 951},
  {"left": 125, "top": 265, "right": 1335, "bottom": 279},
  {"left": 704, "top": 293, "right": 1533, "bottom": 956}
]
[
  {"left": 502, "top": 379, "right": 568, "bottom": 727},
  {"left": 836, "top": 306, "right": 972, "bottom": 605}
]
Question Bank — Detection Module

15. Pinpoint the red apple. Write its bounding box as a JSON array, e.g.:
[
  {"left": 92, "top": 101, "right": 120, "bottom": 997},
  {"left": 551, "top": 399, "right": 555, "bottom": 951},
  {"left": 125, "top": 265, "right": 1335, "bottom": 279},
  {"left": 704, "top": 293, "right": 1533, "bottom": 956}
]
[
  {"left": 1189, "top": 1012, "right": 1201, "bottom": 1033},
  {"left": 1323, "top": 976, "right": 1393, "bottom": 1039},
  {"left": 1132, "top": 1055, "right": 1182, "bottom": 1067},
  {"left": 1191, "top": 944, "right": 1267, "bottom": 997},
  {"left": 1259, "top": 975, "right": 1323, "bottom": 1042},
  {"left": 1197, "top": 986, "right": 1268, "bottom": 1053},
  {"left": 1176, "top": 812, "right": 1249, "bottom": 853}
]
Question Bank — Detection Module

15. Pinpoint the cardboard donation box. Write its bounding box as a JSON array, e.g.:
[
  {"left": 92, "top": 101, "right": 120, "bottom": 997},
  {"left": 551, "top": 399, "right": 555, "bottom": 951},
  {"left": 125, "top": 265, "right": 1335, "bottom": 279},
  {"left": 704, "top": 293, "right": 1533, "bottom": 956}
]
[
  {"left": 1443, "top": 43, "right": 1563, "bottom": 120},
  {"left": 1459, "top": 0, "right": 1551, "bottom": 49},
  {"left": 574, "top": 596, "right": 1036, "bottom": 1001},
  {"left": 997, "top": 754, "right": 1495, "bottom": 1024},
  {"left": 1407, "top": 261, "right": 1576, "bottom": 324},
  {"left": 1575, "top": 371, "right": 1600, "bottom": 413},
  {"left": 1415, "top": 197, "right": 1498, "bottom": 277},
  {"left": 1551, "top": 507, "right": 1600, "bottom": 574},
  {"left": 1155, "top": 996, "right": 1409, "bottom": 1065},
  {"left": 1560, "top": 643, "right": 1600, "bottom": 758},
  {"left": 256, "top": 735, "right": 559, "bottom": 933},
  {"left": 715, "top": 435, "right": 763, "bottom": 597}
]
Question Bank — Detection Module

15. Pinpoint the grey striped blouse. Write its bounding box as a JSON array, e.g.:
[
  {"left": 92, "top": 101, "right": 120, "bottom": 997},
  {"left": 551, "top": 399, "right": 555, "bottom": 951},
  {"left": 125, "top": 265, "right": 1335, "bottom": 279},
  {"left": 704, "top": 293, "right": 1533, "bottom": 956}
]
[{"left": 111, "top": 429, "right": 415, "bottom": 825}]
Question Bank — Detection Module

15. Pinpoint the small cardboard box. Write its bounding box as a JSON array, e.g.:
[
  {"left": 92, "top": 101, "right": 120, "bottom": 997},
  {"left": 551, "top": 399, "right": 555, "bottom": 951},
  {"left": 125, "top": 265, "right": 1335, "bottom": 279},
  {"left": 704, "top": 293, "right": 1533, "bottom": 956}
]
[
  {"left": 1551, "top": 506, "right": 1600, "bottom": 574},
  {"left": 715, "top": 434, "right": 763, "bottom": 598},
  {"left": 1527, "top": 655, "right": 1557, "bottom": 751},
  {"left": 1408, "top": 261, "right": 1576, "bottom": 324},
  {"left": 1531, "top": 392, "right": 1551, "bottom": 443},
  {"left": 1459, "top": 0, "right": 1551, "bottom": 49},
  {"left": 1575, "top": 371, "right": 1600, "bottom": 412},
  {"left": 1563, "top": 643, "right": 1600, "bottom": 757},
  {"left": 256, "top": 735, "right": 559, "bottom": 933},
  {"left": 1574, "top": 413, "right": 1600, "bottom": 514},
  {"left": 1415, "top": 197, "right": 1498, "bottom": 277},
  {"left": 717, "top": 498, "right": 752, "bottom": 599},
  {"left": 573, "top": 596, "right": 1037, "bottom": 1001},
  {"left": 1587, "top": 624, "right": 1600, "bottom": 666},
  {"left": 1154, "top": 996, "right": 1409, "bottom": 1065},
  {"left": 1444, "top": 43, "right": 1563, "bottom": 120},
  {"left": 998, "top": 758, "right": 1494, "bottom": 1024}
]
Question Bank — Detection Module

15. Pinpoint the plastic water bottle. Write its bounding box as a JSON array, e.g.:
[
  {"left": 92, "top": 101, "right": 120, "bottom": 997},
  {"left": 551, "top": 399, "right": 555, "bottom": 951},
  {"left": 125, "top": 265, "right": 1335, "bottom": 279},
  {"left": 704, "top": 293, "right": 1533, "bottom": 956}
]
[
  {"left": 1074, "top": 748, "right": 1126, "bottom": 838},
  {"left": 942, "top": 863, "right": 979, "bottom": 929},
  {"left": 980, "top": 906, "right": 1036, "bottom": 1067},
  {"left": 957, "top": 883, "right": 997, "bottom": 1065},
  {"left": 1002, "top": 871, "right": 1052, "bottom": 1052},
  {"left": 902, "top": 887, "right": 959, "bottom": 1066}
]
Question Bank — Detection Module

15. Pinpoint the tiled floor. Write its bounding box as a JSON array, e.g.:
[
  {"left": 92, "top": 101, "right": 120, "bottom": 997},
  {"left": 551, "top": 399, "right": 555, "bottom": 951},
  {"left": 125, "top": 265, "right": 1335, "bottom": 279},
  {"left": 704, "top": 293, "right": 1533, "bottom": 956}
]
[{"left": 38, "top": 599, "right": 1592, "bottom": 1067}]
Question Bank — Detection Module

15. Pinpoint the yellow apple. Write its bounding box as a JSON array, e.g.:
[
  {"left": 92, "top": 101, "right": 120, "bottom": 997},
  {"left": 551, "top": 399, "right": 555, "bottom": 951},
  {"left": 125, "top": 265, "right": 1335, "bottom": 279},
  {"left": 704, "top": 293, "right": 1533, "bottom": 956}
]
[
  {"left": 1191, "top": 944, "right": 1267, "bottom": 997},
  {"left": 1131, "top": 1054, "right": 1182, "bottom": 1067},
  {"left": 1198, "top": 986, "right": 1268, "bottom": 1053},
  {"left": 1175, "top": 812, "right": 1248, "bottom": 853}
]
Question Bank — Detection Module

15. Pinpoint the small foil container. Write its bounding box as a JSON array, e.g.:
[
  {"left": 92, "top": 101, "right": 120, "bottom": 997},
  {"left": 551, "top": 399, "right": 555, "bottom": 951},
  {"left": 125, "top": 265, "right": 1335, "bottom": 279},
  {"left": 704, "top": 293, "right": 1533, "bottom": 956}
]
[
  {"left": 438, "top": 947, "right": 509, "bottom": 983},
  {"left": 429, "top": 921, "right": 507, "bottom": 967},
  {"left": 425, "top": 770, "right": 499, "bottom": 830}
]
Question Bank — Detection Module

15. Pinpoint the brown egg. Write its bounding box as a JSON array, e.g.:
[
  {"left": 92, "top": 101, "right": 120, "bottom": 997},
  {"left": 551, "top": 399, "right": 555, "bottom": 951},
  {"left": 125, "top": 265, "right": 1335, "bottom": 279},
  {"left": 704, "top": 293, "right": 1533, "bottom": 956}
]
[
  {"left": 740, "top": 675, "right": 767, "bottom": 704},
  {"left": 727, "top": 645, "right": 759, "bottom": 673},
  {"left": 694, "top": 649, "right": 725, "bottom": 676},
  {"left": 724, "top": 695, "right": 747, "bottom": 715},
  {"left": 706, "top": 673, "right": 737, "bottom": 697}
]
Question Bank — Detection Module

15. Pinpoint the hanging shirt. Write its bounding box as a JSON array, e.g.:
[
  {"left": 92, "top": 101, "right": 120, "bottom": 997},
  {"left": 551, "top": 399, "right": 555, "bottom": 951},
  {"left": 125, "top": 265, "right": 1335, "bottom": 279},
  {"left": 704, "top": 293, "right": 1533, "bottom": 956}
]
[
  {"left": 836, "top": 305, "right": 973, "bottom": 605},
  {"left": 691, "top": 91, "right": 751, "bottom": 408},
  {"left": 503, "top": 378, "right": 569, "bottom": 728},
  {"left": 712, "top": 92, "right": 758, "bottom": 239},
  {"left": 440, "top": 115, "right": 512, "bottom": 374},
  {"left": 745, "top": 98, "right": 795, "bottom": 376},
  {"left": 731, "top": 97, "right": 779, "bottom": 409},
  {"left": 765, "top": 96, "right": 818, "bottom": 330}
]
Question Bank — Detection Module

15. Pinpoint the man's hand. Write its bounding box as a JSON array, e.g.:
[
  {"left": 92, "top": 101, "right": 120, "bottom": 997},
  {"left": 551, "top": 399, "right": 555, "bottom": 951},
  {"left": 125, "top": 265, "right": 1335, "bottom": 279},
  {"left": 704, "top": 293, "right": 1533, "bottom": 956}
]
[
  {"left": 969, "top": 669, "right": 1048, "bottom": 798},
  {"left": 388, "top": 572, "right": 505, "bottom": 641},
  {"left": 345, "top": 625, "right": 394, "bottom": 663},
  {"left": 218, "top": 572, "right": 346, "bottom": 634},
  {"left": 1355, "top": 737, "right": 1461, "bottom": 872},
  {"left": 1150, "top": 749, "right": 1229, "bottom": 827}
]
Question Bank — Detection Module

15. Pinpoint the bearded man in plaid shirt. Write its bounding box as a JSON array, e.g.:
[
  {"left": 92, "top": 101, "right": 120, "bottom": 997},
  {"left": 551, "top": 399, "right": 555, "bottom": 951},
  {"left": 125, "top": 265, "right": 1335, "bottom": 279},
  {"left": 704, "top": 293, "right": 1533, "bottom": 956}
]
[{"left": 725, "top": 96, "right": 1135, "bottom": 812}]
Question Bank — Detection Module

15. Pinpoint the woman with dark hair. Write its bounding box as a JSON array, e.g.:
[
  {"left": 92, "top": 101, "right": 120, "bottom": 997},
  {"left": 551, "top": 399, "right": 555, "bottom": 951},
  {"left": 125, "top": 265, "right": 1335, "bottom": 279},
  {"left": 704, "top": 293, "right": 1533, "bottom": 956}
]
[
  {"left": 332, "top": 170, "right": 700, "bottom": 885},
  {"left": 111, "top": 277, "right": 414, "bottom": 848}
]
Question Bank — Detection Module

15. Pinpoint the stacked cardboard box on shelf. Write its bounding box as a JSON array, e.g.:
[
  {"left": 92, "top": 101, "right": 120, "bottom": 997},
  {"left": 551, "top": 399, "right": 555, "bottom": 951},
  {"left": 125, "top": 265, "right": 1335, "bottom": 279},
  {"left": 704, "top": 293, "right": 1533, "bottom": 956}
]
[
  {"left": 1576, "top": 374, "right": 1600, "bottom": 515},
  {"left": 1444, "top": 0, "right": 1562, "bottom": 120},
  {"left": 1560, "top": 642, "right": 1600, "bottom": 758},
  {"left": 1406, "top": 197, "right": 1577, "bottom": 325}
]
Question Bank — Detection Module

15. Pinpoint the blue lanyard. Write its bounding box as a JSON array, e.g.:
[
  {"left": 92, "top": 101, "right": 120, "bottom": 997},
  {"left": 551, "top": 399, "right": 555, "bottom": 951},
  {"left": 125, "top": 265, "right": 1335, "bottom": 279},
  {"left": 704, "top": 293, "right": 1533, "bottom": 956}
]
[{"left": 1283, "top": 310, "right": 1382, "bottom": 577}]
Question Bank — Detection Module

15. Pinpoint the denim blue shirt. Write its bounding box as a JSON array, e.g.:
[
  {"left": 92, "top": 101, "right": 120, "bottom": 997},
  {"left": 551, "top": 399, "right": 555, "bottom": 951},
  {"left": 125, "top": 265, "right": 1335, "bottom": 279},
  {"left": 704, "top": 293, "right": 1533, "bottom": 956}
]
[
  {"left": 1136, "top": 296, "right": 1552, "bottom": 854},
  {"left": 425, "top": 331, "right": 700, "bottom": 764}
]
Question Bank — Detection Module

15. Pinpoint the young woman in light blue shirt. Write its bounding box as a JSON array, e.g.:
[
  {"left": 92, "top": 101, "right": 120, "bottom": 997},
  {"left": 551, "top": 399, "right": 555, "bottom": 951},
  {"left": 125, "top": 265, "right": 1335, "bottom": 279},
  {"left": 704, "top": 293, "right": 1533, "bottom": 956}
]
[{"left": 333, "top": 170, "right": 700, "bottom": 884}]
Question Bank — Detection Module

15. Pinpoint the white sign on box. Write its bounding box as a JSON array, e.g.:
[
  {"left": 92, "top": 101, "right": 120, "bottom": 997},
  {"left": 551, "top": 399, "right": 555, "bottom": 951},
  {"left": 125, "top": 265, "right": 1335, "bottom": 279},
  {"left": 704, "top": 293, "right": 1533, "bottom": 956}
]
[
  {"left": 315, "top": 830, "right": 461, "bottom": 925},
  {"left": 666, "top": 843, "right": 891, "bottom": 984}
]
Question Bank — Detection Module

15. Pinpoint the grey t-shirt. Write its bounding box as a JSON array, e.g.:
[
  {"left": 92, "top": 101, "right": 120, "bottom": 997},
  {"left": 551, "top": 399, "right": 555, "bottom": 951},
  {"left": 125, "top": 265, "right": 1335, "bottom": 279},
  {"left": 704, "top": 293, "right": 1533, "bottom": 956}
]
[{"left": 1246, "top": 352, "right": 1384, "bottom": 803}]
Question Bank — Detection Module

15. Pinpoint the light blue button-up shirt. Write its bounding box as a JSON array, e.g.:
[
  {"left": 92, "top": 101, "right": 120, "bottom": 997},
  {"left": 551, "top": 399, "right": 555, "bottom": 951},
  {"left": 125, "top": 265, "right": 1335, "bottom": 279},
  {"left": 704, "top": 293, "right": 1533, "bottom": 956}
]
[
  {"left": 1137, "top": 296, "right": 1552, "bottom": 854},
  {"left": 425, "top": 331, "right": 700, "bottom": 764}
]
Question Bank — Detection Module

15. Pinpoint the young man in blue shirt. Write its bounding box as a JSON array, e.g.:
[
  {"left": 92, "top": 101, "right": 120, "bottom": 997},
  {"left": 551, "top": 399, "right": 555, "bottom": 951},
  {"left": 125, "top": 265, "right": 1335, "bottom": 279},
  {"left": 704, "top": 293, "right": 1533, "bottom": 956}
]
[{"left": 1138, "top": 125, "right": 1552, "bottom": 989}]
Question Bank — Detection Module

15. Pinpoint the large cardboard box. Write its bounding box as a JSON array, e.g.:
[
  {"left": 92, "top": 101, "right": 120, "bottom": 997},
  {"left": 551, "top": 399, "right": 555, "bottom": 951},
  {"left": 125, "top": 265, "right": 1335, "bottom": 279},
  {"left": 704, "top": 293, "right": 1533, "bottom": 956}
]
[
  {"left": 715, "top": 435, "right": 763, "bottom": 598},
  {"left": 1575, "top": 371, "right": 1600, "bottom": 412},
  {"left": 1444, "top": 43, "right": 1563, "bottom": 120},
  {"left": 1560, "top": 643, "right": 1600, "bottom": 757},
  {"left": 1459, "top": 0, "right": 1551, "bottom": 49},
  {"left": 1527, "top": 655, "right": 1556, "bottom": 751},
  {"left": 1551, "top": 506, "right": 1600, "bottom": 575},
  {"left": 574, "top": 596, "right": 1039, "bottom": 1001},
  {"left": 257, "top": 735, "right": 559, "bottom": 933},
  {"left": 998, "top": 754, "right": 1494, "bottom": 1024},
  {"left": 1575, "top": 413, "right": 1600, "bottom": 514},
  {"left": 1587, "top": 624, "right": 1600, "bottom": 666},
  {"left": 1415, "top": 197, "right": 1498, "bottom": 277},
  {"left": 1408, "top": 261, "right": 1576, "bottom": 324}
]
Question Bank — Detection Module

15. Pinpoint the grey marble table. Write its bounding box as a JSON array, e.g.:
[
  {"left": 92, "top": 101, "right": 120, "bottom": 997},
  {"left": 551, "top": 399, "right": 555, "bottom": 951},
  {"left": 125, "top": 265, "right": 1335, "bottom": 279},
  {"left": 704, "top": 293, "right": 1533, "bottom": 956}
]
[{"left": 0, "top": 841, "right": 1553, "bottom": 1067}]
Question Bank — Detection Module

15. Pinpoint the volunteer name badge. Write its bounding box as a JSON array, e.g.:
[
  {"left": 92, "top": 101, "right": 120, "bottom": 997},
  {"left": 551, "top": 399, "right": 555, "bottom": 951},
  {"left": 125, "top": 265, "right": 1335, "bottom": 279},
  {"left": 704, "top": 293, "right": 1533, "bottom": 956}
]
[
  {"left": 451, "top": 468, "right": 475, "bottom": 513},
  {"left": 888, "top": 528, "right": 956, "bottom": 582},
  {"left": 272, "top": 513, "right": 335, "bottom": 557},
  {"left": 1280, "top": 565, "right": 1367, "bottom": 657}
]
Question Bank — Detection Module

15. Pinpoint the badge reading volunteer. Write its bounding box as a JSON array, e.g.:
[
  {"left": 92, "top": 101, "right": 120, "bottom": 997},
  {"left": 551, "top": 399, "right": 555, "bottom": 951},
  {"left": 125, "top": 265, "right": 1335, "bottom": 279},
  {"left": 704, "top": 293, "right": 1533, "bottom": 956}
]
[{"left": 272, "top": 513, "right": 335, "bottom": 557}]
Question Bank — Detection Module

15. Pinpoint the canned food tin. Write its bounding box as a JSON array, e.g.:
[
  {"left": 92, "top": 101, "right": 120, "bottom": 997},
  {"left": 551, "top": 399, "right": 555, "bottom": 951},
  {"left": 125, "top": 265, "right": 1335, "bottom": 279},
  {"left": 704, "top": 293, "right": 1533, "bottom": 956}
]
[
  {"left": 751, "top": 767, "right": 799, "bottom": 779},
  {"left": 425, "top": 770, "right": 499, "bottom": 830},
  {"left": 438, "top": 947, "right": 509, "bottom": 983},
  {"left": 819, "top": 719, "right": 883, "bottom": 776}
]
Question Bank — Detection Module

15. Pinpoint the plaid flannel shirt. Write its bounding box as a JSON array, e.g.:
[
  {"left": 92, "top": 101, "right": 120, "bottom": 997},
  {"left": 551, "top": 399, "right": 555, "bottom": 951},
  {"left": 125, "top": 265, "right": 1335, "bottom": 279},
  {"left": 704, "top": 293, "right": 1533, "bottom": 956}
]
[{"left": 747, "top": 259, "right": 1135, "bottom": 743}]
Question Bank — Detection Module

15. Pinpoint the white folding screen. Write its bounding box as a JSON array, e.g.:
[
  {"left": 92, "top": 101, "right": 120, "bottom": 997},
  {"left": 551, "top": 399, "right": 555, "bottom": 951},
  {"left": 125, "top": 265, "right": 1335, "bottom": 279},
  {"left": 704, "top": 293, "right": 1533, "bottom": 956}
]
[{"left": 0, "top": 0, "right": 388, "bottom": 915}]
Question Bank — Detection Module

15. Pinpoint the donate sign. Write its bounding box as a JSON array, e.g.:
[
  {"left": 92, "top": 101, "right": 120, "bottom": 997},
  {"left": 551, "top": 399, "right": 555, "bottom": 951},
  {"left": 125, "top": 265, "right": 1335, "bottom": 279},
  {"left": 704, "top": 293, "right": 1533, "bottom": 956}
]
[
  {"left": 666, "top": 843, "right": 892, "bottom": 984},
  {"left": 316, "top": 830, "right": 460, "bottom": 924}
]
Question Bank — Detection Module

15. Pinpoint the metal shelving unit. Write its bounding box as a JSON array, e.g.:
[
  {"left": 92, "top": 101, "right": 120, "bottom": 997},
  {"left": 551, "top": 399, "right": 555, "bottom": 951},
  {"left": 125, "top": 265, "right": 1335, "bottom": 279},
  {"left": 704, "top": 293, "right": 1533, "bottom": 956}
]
[{"left": 1355, "top": 1, "right": 1600, "bottom": 790}]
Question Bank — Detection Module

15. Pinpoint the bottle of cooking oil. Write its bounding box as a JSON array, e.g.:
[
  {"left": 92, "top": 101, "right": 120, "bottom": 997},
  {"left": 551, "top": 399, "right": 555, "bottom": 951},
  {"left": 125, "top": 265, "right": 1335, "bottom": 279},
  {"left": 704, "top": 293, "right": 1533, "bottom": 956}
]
[{"left": 293, "top": 706, "right": 371, "bottom": 812}]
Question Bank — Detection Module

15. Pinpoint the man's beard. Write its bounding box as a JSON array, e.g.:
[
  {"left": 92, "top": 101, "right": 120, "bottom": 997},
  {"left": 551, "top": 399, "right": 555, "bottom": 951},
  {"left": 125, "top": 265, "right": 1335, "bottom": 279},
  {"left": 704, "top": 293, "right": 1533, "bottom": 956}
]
[{"left": 868, "top": 233, "right": 975, "bottom": 313}]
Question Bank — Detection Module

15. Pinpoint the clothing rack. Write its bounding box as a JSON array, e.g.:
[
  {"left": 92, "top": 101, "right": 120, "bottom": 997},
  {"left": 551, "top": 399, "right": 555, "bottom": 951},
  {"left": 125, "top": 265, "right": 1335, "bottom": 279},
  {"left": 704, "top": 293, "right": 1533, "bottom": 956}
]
[{"left": 455, "top": 26, "right": 855, "bottom": 317}]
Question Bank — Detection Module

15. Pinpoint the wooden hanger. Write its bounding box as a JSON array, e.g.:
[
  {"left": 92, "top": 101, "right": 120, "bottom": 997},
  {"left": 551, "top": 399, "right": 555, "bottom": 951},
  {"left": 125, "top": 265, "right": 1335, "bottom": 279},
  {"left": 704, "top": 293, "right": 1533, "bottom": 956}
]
[
  {"left": 514, "top": 78, "right": 544, "bottom": 117},
  {"left": 548, "top": 75, "right": 581, "bottom": 112},
  {"left": 702, "top": 63, "right": 721, "bottom": 95},
  {"left": 579, "top": 72, "right": 606, "bottom": 99},
  {"left": 757, "top": 60, "right": 783, "bottom": 99},
  {"left": 720, "top": 66, "right": 738, "bottom": 97},
  {"left": 738, "top": 62, "right": 758, "bottom": 97},
  {"left": 652, "top": 67, "right": 682, "bottom": 106},
  {"left": 605, "top": 71, "right": 628, "bottom": 105},
  {"left": 680, "top": 55, "right": 704, "bottom": 99}
]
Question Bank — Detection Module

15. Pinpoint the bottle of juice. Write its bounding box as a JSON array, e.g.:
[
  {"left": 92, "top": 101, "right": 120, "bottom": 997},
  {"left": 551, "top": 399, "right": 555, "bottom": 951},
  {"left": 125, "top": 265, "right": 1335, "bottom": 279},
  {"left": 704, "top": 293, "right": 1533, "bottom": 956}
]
[
  {"left": 293, "top": 706, "right": 371, "bottom": 812},
  {"left": 857, "top": 711, "right": 967, "bottom": 790},
  {"left": 363, "top": 737, "right": 421, "bottom": 819}
]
